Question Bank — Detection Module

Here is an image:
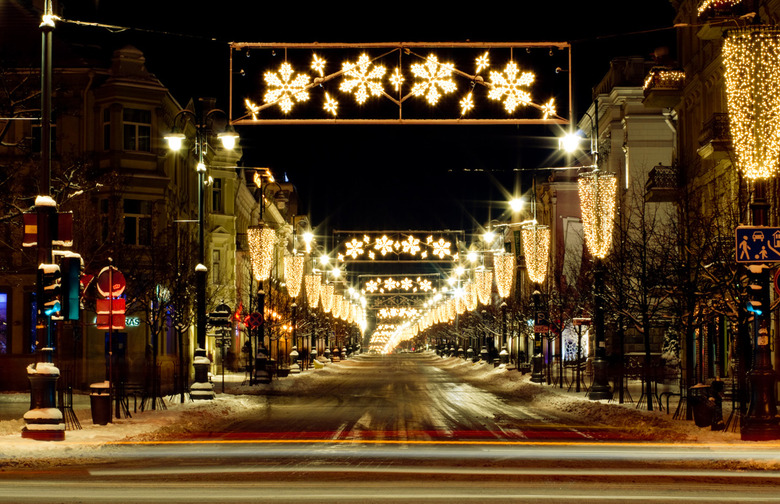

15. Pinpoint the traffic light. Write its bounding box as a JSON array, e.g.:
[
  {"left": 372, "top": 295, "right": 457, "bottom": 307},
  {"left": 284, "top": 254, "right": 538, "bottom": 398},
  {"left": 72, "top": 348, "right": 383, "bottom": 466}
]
[
  {"left": 745, "top": 265, "right": 769, "bottom": 319},
  {"left": 60, "top": 253, "right": 82, "bottom": 321},
  {"left": 37, "top": 263, "right": 61, "bottom": 318}
]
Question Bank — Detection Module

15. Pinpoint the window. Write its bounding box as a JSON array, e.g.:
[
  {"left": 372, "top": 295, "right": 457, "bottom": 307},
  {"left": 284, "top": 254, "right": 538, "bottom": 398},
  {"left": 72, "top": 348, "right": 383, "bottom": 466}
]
[
  {"left": 122, "top": 108, "right": 151, "bottom": 152},
  {"left": 103, "top": 108, "right": 111, "bottom": 150},
  {"left": 0, "top": 292, "right": 7, "bottom": 354},
  {"left": 123, "top": 199, "right": 152, "bottom": 246},
  {"left": 212, "top": 249, "right": 221, "bottom": 285},
  {"left": 211, "top": 178, "right": 223, "bottom": 213},
  {"left": 31, "top": 122, "right": 56, "bottom": 154},
  {"left": 100, "top": 198, "right": 110, "bottom": 242}
]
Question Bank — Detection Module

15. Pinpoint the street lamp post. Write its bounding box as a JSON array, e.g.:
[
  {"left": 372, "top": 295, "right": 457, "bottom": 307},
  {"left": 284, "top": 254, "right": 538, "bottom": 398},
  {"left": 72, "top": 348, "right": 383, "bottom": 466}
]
[
  {"left": 165, "top": 99, "right": 239, "bottom": 400},
  {"left": 722, "top": 24, "right": 780, "bottom": 440},
  {"left": 564, "top": 100, "right": 617, "bottom": 401}
]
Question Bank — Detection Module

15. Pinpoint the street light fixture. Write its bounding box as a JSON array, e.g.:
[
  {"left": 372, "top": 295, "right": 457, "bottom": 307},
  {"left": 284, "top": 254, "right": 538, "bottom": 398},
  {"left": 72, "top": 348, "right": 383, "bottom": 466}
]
[
  {"left": 724, "top": 24, "right": 780, "bottom": 440},
  {"left": 165, "top": 100, "right": 239, "bottom": 400}
]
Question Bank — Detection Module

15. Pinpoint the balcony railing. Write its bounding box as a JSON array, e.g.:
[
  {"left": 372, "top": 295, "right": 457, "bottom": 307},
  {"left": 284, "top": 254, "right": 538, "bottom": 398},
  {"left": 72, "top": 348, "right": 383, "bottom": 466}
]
[
  {"left": 697, "top": 113, "right": 731, "bottom": 161},
  {"left": 643, "top": 67, "right": 684, "bottom": 108},
  {"left": 697, "top": 0, "right": 751, "bottom": 39},
  {"left": 645, "top": 164, "right": 680, "bottom": 203}
]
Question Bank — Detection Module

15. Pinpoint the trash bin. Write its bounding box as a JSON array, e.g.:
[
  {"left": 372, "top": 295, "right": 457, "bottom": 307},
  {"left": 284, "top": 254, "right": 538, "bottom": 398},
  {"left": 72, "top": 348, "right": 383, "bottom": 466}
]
[
  {"left": 688, "top": 383, "right": 713, "bottom": 428},
  {"left": 90, "top": 381, "right": 111, "bottom": 425}
]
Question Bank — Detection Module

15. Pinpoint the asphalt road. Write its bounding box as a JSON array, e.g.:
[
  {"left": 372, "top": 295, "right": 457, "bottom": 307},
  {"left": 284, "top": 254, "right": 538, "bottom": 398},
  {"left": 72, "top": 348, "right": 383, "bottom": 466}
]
[
  {"left": 3, "top": 353, "right": 780, "bottom": 503},
  {"left": 217, "top": 352, "right": 604, "bottom": 443}
]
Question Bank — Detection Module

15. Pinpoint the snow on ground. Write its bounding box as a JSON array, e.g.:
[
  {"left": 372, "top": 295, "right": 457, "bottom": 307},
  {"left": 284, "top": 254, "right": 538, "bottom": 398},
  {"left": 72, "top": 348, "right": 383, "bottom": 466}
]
[{"left": 0, "top": 352, "right": 748, "bottom": 465}]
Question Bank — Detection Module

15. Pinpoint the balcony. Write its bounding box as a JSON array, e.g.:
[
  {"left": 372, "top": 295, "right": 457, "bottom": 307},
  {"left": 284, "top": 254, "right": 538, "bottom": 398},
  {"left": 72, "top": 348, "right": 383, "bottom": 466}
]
[
  {"left": 642, "top": 67, "right": 684, "bottom": 108},
  {"left": 645, "top": 164, "right": 680, "bottom": 203},
  {"left": 697, "top": 113, "right": 731, "bottom": 162},
  {"left": 696, "top": 0, "right": 752, "bottom": 39}
]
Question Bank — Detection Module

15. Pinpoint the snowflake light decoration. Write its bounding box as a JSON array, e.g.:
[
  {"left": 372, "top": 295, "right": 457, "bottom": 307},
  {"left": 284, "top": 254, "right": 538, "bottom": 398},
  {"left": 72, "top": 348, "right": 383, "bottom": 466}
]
[
  {"left": 264, "top": 62, "right": 311, "bottom": 114},
  {"left": 245, "top": 99, "right": 260, "bottom": 120},
  {"left": 390, "top": 67, "right": 405, "bottom": 91},
  {"left": 460, "top": 92, "right": 475, "bottom": 115},
  {"left": 374, "top": 235, "right": 395, "bottom": 256},
  {"left": 431, "top": 238, "right": 452, "bottom": 259},
  {"left": 365, "top": 280, "right": 379, "bottom": 293},
  {"left": 324, "top": 93, "right": 339, "bottom": 116},
  {"left": 541, "top": 98, "right": 557, "bottom": 119},
  {"left": 410, "top": 54, "right": 457, "bottom": 105},
  {"left": 488, "top": 61, "right": 535, "bottom": 113},
  {"left": 401, "top": 235, "right": 421, "bottom": 256},
  {"left": 476, "top": 51, "right": 490, "bottom": 73},
  {"left": 400, "top": 278, "right": 414, "bottom": 291},
  {"left": 340, "top": 53, "right": 386, "bottom": 104},
  {"left": 311, "top": 53, "right": 326, "bottom": 77},
  {"left": 345, "top": 238, "right": 365, "bottom": 259}
]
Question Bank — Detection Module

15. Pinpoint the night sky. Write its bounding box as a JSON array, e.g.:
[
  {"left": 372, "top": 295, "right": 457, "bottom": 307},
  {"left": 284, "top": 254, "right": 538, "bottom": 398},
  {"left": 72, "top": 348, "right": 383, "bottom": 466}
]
[{"left": 53, "top": 0, "right": 677, "bottom": 234}]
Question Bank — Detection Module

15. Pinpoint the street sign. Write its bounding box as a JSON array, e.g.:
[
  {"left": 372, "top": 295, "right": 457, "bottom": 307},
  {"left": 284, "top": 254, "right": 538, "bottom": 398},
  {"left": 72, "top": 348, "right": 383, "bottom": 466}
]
[{"left": 736, "top": 226, "right": 780, "bottom": 263}]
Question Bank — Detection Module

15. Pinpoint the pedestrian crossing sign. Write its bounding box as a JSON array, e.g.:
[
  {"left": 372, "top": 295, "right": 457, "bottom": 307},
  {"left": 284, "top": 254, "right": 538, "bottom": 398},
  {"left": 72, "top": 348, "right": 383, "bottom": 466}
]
[{"left": 736, "top": 226, "right": 780, "bottom": 263}]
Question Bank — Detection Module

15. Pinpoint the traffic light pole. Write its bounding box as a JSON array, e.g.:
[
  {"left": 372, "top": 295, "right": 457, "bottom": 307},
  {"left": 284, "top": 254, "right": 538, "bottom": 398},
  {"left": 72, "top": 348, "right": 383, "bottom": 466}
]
[
  {"left": 741, "top": 181, "right": 780, "bottom": 440},
  {"left": 23, "top": 2, "right": 64, "bottom": 440}
]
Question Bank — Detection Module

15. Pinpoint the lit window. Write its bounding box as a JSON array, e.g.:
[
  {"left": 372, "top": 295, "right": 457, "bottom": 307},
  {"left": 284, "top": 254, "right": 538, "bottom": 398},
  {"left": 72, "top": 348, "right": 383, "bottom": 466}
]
[{"left": 0, "top": 292, "right": 7, "bottom": 354}]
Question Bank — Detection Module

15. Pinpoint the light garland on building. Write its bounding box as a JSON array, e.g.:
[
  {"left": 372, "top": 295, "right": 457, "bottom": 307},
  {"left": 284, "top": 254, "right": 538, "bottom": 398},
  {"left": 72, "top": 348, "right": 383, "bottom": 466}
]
[
  {"left": 521, "top": 224, "right": 550, "bottom": 284},
  {"left": 493, "top": 253, "right": 516, "bottom": 298},
  {"left": 578, "top": 172, "right": 617, "bottom": 259},
  {"left": 723, "top": 26, "right": 780, "bottom": 180},
  {"left": 305, "top": 273, "right": 321, "bottom": 308},
  {"left": 248, "top": 226, "right": 276, "bottom": 281},
  {"left": 475, "top": 269, "right": 493, "bottom": 306},
  {"left": 697, "top": 0, "right": 742, "bottom": 16}
]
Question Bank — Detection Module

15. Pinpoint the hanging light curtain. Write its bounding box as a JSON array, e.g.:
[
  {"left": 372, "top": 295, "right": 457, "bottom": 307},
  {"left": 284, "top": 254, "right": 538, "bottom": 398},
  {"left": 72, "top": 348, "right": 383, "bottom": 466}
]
[
  {"left": 578, "top": 171, "right": 617, "bottom": 259},
  {"left": 723, "top": 26, "right": 780, "bottom": 180},
  {"left": 305, "top": 273, "right": 321, "bottom": 308},
  {"left": 464, "top": 282, "right": 478, "bottom": 311},
  {"left": 248, "top": 226, "right": 276, "bottom": 281},
  {"left": 494, "top": 252, "right": 516, "bottom": 298},
  {"left": 521, "top": 224, "right": 550, "bottom": 285},
  {"left": 284, "top": 254, "right": 305, "bottom": 298},
  {"left": 475, "top": 269, "right": 493, "bottom": 305},
  {"left": 321, "top": 283, "right": 334, "bottom": 313}
]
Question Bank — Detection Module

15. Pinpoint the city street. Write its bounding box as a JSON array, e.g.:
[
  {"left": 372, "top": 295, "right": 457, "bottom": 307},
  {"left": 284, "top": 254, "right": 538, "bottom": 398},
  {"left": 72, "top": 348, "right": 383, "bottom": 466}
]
[{"left": 3, "top": 354, "right": 780, "bottom": 503}]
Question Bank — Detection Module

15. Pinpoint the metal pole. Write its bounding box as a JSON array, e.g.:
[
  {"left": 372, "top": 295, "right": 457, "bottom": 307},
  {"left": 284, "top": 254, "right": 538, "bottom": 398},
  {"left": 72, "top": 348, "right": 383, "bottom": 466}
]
[{"left": 741, "top": 180, "right": 780, "bottom": 440}]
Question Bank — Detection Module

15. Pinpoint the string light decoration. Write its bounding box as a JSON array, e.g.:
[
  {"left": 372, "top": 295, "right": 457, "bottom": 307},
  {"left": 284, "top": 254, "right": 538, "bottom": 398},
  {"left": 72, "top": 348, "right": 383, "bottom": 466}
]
[
  {"left": 488, "top": 61, "right": 535, "bottom": 113},
  {"left": 465, "top": 282, "right": 478, "bottom": 311},
  {"left": 284, "top": 255, "right": 305, "bottom": 298},
  {"left": 697, "top": 0, "right": 742, "bottom": 16},
  {"left": 578, "top": 171, "right": 617, "bottom": 259},
  {"left": 332, "top": 293, "right": 343, "bottom": 320},
  {"left": 522, "top": 224, "right": 550, "bottom": 284},
  {"left": 321, "top": 283, "right": 334, "bottom": 313},
  {"left": 336, "top": 232, "right": 458, "bottom": 262},
  {"left": 248, "top": 226, "right": 276, "bottom": 281},
  {"left": 305, "top": 273, "right": 321, "bottom": 308},
  {"left": 230, "top": 42, "right": 570, "bottom": 124},
  {"left": 723, "top": 26, "right": 780, "bottom": 180},
  {"left": 494, "top": 253, "right": 516, "bottom": 298},
  {"left": 263, "top": 62, "right": 310, "bottom": 114},
  {"left": 410, "top": 54, "right": 457, "bottom": 105},
  {"left": 475, "top": 269, "right": 493, "bottom": 305},
  {"left": 340, "top": 53, "right": 386, "bottom": 104}
]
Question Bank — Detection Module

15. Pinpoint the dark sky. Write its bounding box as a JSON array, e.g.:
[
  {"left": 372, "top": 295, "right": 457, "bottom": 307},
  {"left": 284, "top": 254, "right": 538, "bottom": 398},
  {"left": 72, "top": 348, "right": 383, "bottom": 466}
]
[{"left": 53, "top": 0, "right": 677, "bottom": 234}]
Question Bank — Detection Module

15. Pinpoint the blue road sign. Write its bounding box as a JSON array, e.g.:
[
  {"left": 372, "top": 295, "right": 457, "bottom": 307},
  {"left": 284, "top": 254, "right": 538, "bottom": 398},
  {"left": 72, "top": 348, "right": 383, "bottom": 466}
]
[{"left": 736, "top": 226, "right": 780, "bottom": 263}]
